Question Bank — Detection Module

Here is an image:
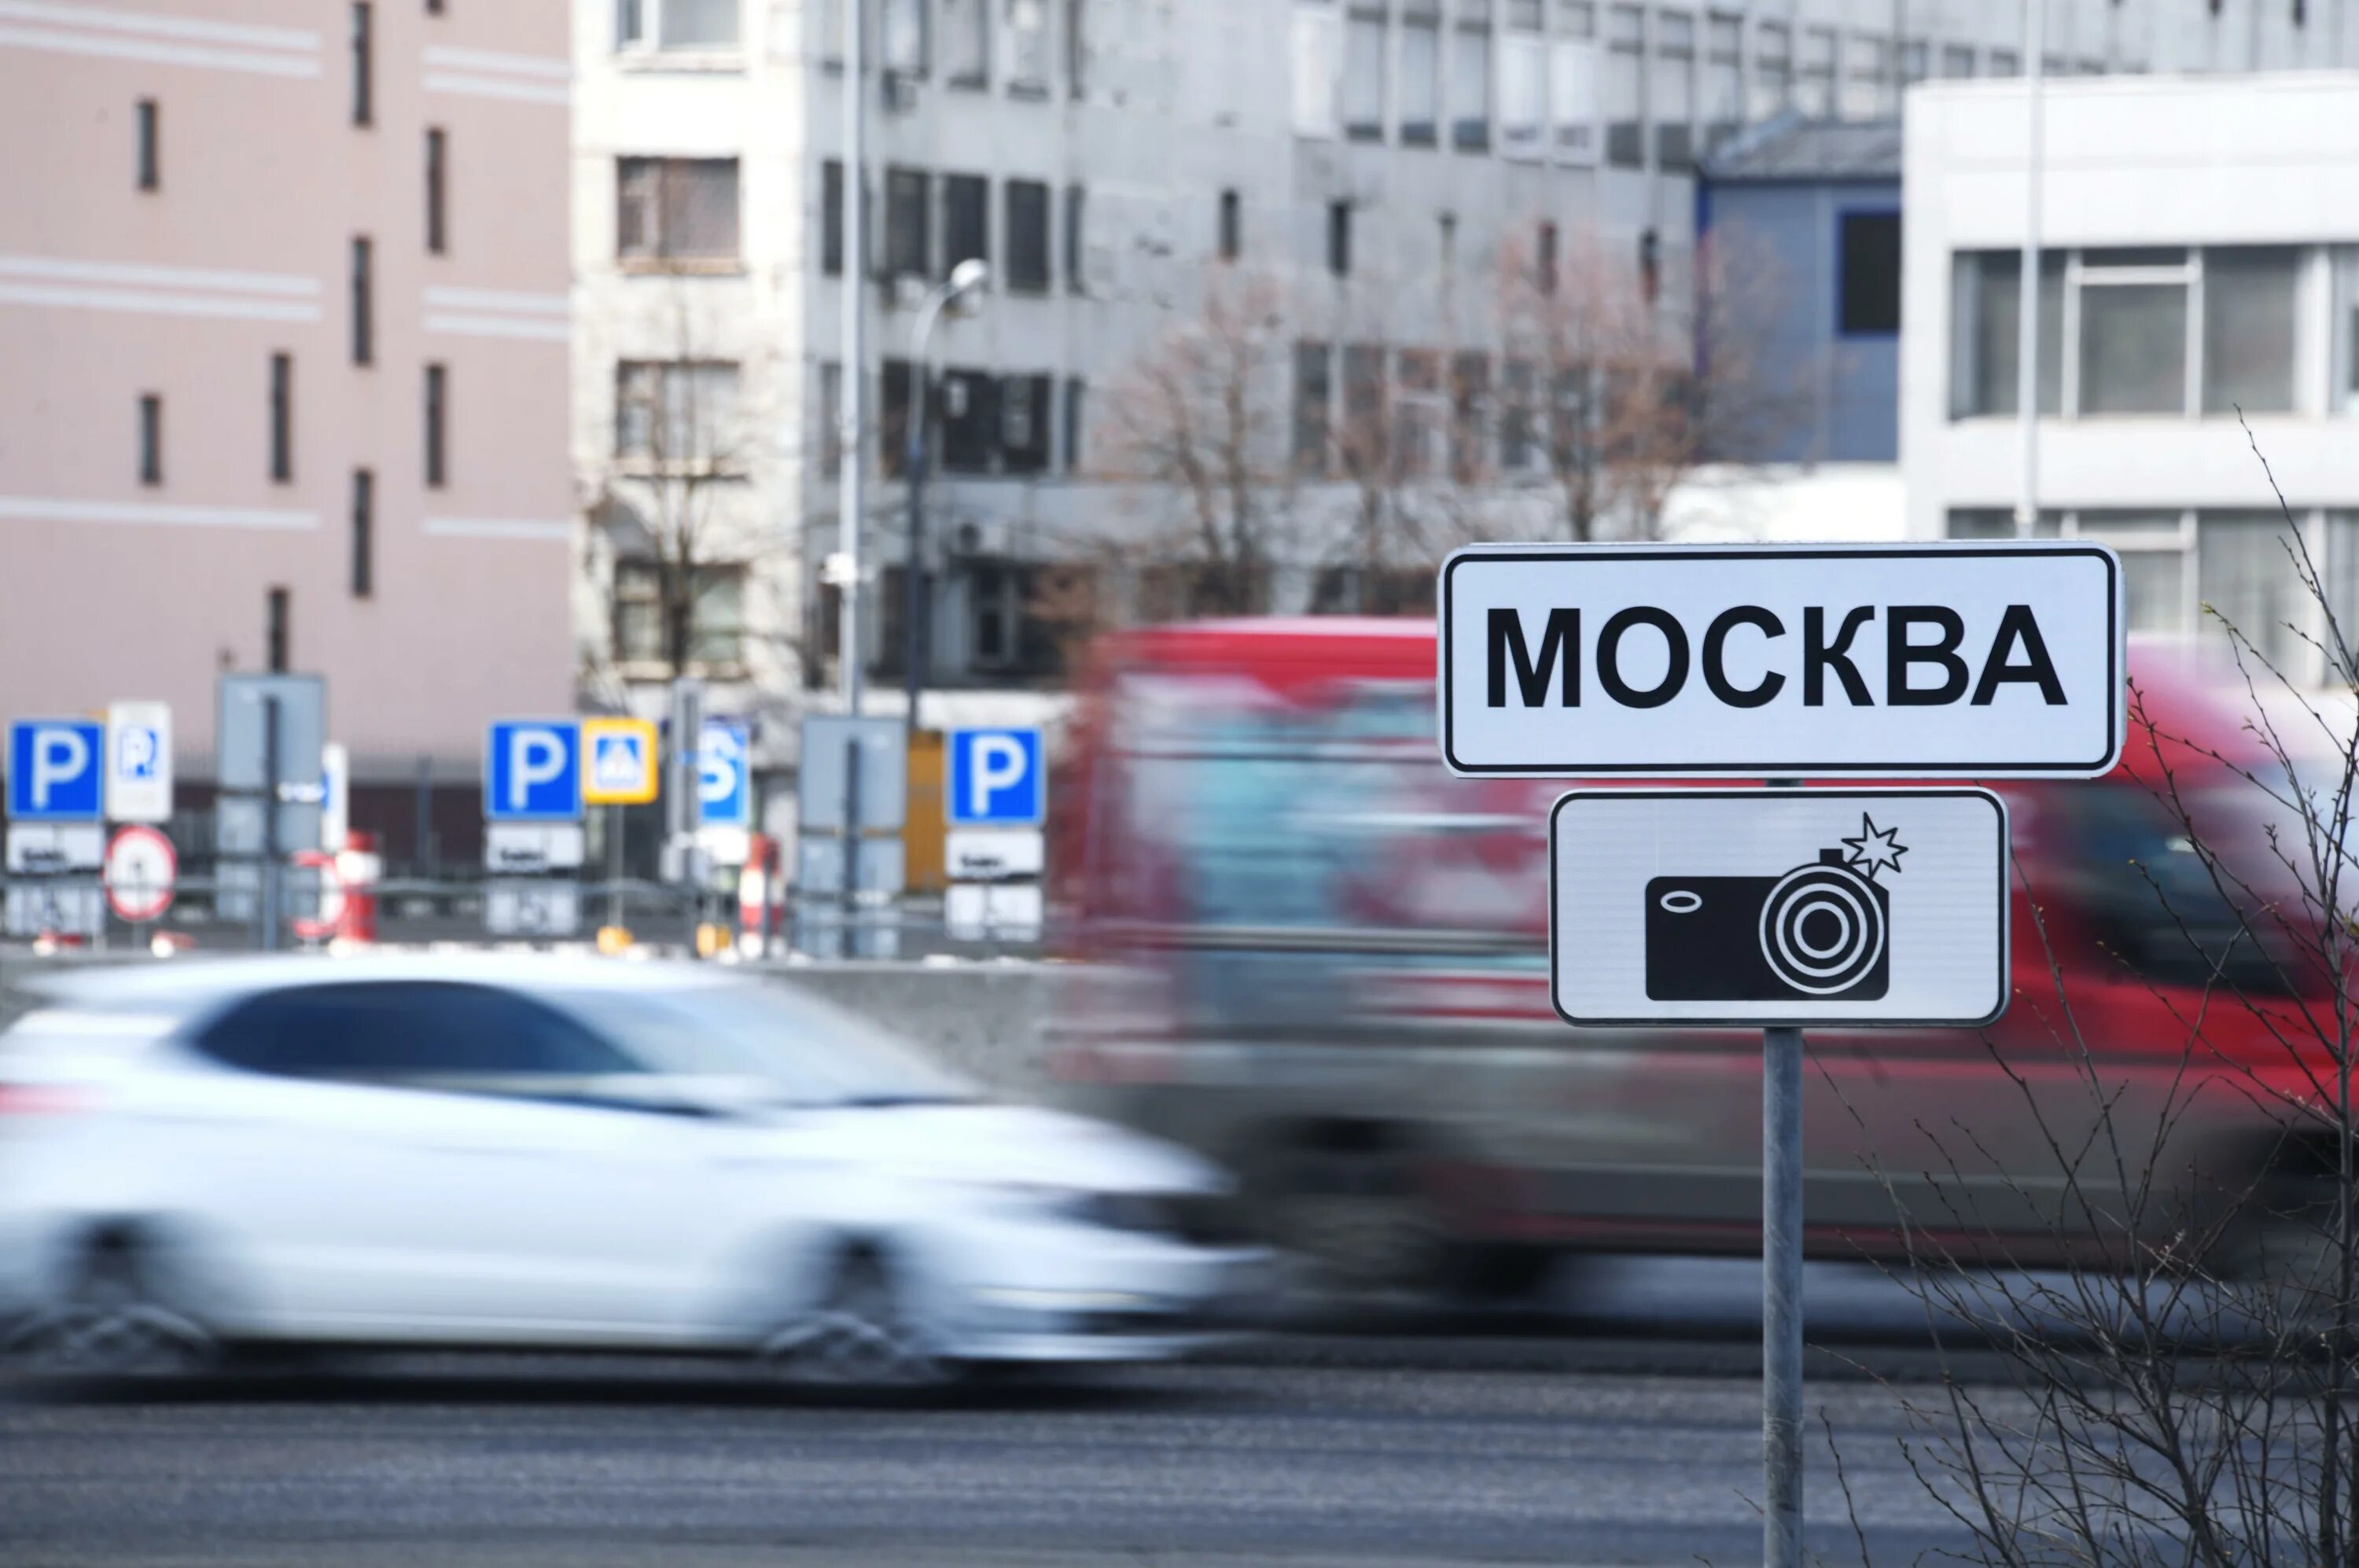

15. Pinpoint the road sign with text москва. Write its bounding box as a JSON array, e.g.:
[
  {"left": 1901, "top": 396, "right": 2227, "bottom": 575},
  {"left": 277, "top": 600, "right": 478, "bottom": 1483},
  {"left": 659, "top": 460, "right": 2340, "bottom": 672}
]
[{"left": 1439, "top": 543, "right": 2124, "bottom": 778}]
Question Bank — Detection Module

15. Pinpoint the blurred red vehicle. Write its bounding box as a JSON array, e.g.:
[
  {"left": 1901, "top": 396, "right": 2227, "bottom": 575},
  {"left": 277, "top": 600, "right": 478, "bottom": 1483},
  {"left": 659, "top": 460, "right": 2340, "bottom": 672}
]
[{"left": 1051, "top": 617, "right": 2331, "bottom": 1296}]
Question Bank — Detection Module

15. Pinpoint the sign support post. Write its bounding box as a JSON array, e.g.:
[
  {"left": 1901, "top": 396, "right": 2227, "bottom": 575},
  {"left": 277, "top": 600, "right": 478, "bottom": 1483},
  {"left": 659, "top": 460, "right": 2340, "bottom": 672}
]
[
  {"left": 1764, "top": 1017, "right": 1805, "bottom": 1567},
  {"left": 259, "top": 694, "right": 281, "bottom": 952}
]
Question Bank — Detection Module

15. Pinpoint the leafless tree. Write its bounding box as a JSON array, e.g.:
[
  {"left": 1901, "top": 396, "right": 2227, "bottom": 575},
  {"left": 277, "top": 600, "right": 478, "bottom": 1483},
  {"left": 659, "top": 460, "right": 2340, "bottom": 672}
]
[
  {"left": 1097, "top": 265, "right": 1298, "bottom": 617},
  {"left": 1820, "top": 432, "right": 2359, "bottom": 1563}
]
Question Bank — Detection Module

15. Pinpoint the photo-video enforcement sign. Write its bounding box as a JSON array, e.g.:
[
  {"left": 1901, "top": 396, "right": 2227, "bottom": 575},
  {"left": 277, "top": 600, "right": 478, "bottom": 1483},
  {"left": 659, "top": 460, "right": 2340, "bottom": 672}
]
[
  {"left": 1440, "top": 543, "right": 2124, "bottom": 778},
  {"left": 1548, "top": 788, "right": 2009, "bottom": 1029}
]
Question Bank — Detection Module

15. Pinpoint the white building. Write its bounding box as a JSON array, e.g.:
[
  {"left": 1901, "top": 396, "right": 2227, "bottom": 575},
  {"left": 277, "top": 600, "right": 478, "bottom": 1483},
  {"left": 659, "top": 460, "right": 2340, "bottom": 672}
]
[
  {"left": 574, "top": 0, "right": 2358, "bottom": 756},
  {"left": 1901, "top": 70, "right": 2359, "bottom": 679}
]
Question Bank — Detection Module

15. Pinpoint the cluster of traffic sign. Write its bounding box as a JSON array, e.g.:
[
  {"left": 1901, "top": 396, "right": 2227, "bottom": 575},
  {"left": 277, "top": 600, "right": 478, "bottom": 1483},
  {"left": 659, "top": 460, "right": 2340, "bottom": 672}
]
[
  {"left": 6, "top": 705, "right": 179, "bottom": 933},
  {"left": 1437, "top": 540, "right": 2125, "bottom": 1025}
]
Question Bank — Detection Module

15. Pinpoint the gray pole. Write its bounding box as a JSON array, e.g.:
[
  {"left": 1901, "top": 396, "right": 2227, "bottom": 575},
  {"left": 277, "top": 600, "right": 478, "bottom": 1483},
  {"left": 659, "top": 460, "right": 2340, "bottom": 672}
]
[
  {"left": 903, "top": 363, "right": 929, "bottom": 735},
  {"left": 259, "top": 694, "right": 281, "bottom": 953},
  {"left": 838, "top": 0, "right": 867, "bottom": 712},
  {"left": 2015, "top": 0, "right": 2045, "bottom": 536},
  {"left": 607, "top": 802, "right": 623, "bottom": 929},
  {"left": 1762, "top": 1021, "right": 1805, "bottom": 1568}
]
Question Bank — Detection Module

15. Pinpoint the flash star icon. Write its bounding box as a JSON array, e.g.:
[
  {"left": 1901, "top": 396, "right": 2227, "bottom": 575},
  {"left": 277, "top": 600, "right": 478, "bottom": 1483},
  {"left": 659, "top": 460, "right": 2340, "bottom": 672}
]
[{"left": 1841, "top": 815, "right": 1908, "bottom": 880}]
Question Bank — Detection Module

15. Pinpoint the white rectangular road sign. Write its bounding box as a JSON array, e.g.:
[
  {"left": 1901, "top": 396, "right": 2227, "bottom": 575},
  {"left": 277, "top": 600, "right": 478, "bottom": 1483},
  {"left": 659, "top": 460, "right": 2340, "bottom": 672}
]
[
  {"left": 106, "top": 701, "right": 173, "bottom": 823},
  {"left": 1549, "top": 789, "right": 2008, "bottom": 1029},
  {"left": 946, "top": 828, "right": 1044, "bottom": 880},
  {"left": 484, "top": 823, "right": 587, "bottom": 873},
  {"left": 1441, "top": 543, "right": 2122, "bottom": 777}
]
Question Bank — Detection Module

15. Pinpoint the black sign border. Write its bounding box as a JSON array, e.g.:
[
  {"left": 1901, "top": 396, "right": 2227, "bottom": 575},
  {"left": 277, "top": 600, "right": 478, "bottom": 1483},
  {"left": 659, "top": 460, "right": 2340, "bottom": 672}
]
[
  {"left": 1440, "top": 544, "right": 2122, "bottom": 777},
  {"left": 1546, "top": 786, "right": 2011, "bottom": 1030}
]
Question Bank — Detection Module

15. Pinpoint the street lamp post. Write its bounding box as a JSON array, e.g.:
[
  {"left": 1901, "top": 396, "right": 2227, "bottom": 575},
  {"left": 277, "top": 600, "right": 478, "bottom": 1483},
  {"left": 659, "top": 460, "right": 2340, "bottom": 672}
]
[{"left": 903, "top": 258, "right": 991, "bottom": 735}]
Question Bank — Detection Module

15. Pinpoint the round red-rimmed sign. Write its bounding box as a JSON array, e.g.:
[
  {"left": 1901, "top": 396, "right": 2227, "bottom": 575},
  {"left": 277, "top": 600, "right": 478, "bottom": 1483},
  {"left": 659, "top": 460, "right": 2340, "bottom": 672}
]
[{"left": 102, "top": 825, "right": 176, "bottom": 923}]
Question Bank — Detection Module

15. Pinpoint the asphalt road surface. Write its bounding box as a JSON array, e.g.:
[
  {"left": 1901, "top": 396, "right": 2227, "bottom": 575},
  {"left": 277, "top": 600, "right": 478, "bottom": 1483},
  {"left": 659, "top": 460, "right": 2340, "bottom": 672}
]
[{"left": 0, "top": 1345, "right": 1998, "bottom": 1568}]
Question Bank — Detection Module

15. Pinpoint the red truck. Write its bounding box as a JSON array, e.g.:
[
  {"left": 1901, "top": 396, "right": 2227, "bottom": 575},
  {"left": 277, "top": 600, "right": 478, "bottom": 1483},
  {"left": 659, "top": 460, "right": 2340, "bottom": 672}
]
[{"left": 1052, "top": 617, "right": 2331, "bottom": 1297}]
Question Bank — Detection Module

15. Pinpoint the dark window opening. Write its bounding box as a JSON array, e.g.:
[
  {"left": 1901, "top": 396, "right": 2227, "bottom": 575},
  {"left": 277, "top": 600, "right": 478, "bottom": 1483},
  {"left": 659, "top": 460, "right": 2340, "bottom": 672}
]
[
  {"left": 351, "top": 470, "right": 375, "bottom": 598},
  {"left": 1062, "top": 377, "right": 1086, "bottom": 473},
  {"left": 1219, "top": 189, "right": 1241, "bottom": 262},
  {"left": 1838, "top": 211, "right": 1902, "bottom": 334},
  {"left": 939, "top": 369, "right": 999, "bottom": 473},
  {"left": 1327, "top": 201, "right": 1352, "bottom": 278},
  {"left": 1064, "top": 182, "right": 1086, "bottom": 292},
  {"left": 616, "top": 156, "right": 742, "bottom": 263},
  {"left": 350, "top": 236, "right": 374, "bottom": 365},
  {"left": 351, "top": 2, "right": 373, "bottom": 126},
  {"left": 267, "top": 587, "right": 291, "bottom": 673},
  {"left": 425, "top": 127, "right": 447, "bottom": 253},
  {"left": 821, "top": 160, "right": 845, "bottom": 276},
  {"left": 1294, "top": 340, "right": 1331, "bottom": 473},
  {"left": 424, "top": 363, "right": 447, "bottom": 488},
  {"left": 135, "top": 98, "right": 159, "bottom": 190},
  {"left": 1007, "top": 179, "right": 1051, "bottom": 292},
  {"left": 1001, "top": 373, "right": 1051, "bottom": 473},
  {"left": 1537, "top": 220, "right": 1559, "bottom": 296},
  {"left": 944, "top": 173, "right": 988, "bottom": 278},
  {"left": 885, "top": 167, "right": 930, "bottom": 278},
  {"left": 137, "top": 394, "right": 162, "bottom": 486},
  {"left": 269, "top": 353, "right": 293, "bottom": 482}
]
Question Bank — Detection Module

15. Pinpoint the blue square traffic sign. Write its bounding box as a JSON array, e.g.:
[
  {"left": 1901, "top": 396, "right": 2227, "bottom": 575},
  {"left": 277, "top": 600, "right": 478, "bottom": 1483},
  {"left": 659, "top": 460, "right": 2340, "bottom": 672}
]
[
  {"left": 8, "top": 720, "right": 105, "bottom": 823},
  {"left": 947, "top": 727, "right": 1043, "bottom": 827},
  {"left": 697, "top": 719, "right": 751, "bottom": 830},
  {"left": 484, "top": 720, "right": 582, "bottom": 822}
]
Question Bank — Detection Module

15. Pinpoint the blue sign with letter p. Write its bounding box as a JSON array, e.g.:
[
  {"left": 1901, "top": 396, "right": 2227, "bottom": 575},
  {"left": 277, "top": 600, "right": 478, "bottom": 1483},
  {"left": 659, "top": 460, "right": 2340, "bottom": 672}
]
[
  {"left": 8, "top": 720, "right": 105, "bottom": 822},
  {"left": 948, "top": 727, "right": 1043, "bottom": 826},
  {"left": 484, "top": 720, "right": 582, "bottom": 823}
]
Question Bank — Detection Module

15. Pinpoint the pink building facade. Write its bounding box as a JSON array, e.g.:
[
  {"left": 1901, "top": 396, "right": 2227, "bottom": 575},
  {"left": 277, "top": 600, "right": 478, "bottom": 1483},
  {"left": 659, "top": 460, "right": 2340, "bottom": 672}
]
[{"left": 0, "top": 1, "right": 573, "bottom": 776}]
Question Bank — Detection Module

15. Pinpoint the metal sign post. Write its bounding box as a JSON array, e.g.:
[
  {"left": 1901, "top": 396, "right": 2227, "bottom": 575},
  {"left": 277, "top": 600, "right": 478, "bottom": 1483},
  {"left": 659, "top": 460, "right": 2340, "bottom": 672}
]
[{"left": 1448, "top": 542, "right": 2117, "bottom": 1568}]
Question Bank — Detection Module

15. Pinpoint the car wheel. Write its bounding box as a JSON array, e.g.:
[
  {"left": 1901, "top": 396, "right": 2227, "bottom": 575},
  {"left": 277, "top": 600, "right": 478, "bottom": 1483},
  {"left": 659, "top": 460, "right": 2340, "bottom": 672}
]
[
  {"left": 760, "top": 1249, "right": 948, "bottom": 1389},
  {"left": 6, "top": 1229, "right": 216, "bottom": 1381},
  {"left": 1253, "top": 1139, "right": 1449, "bottom": 1305}
]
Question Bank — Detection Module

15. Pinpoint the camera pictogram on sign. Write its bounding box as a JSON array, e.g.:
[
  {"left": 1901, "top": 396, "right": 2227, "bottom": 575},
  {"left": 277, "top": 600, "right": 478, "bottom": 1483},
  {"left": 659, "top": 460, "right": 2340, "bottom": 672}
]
[{"left": 1644, "top": 815, "right": 1907, "bottom": 1003}]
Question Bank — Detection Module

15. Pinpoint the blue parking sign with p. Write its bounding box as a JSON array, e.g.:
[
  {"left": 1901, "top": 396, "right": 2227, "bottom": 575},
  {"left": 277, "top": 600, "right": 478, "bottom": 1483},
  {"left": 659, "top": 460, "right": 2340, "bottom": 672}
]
[
  {"left": 8, "top": 720, "right": 105, "bottom": 822},
  {"left": 484, "top": 720, "right": 582, "bottom": 822},
  {"left": 948, "top": 728, "right": 1043, "bottom": 826}
]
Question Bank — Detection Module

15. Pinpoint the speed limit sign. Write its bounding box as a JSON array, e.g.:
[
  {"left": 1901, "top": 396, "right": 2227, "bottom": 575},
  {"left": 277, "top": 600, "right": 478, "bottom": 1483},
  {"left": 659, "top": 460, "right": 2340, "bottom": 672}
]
[{"left": 102, "top": 825, "right": 176, "bottom": 923}]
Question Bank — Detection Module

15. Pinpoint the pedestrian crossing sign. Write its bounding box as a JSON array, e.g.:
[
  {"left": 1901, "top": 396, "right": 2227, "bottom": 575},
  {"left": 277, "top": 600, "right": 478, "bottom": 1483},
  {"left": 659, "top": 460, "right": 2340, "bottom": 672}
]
[{"left": 582, "top": 717, "right": 660, "bottom": 806}]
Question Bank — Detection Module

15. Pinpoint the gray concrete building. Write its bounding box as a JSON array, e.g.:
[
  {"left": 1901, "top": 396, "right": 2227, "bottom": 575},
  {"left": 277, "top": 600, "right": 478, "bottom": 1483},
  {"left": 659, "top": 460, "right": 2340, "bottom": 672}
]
[{"left": 574, "top": 0, "right": 2359, "bottom": 745}]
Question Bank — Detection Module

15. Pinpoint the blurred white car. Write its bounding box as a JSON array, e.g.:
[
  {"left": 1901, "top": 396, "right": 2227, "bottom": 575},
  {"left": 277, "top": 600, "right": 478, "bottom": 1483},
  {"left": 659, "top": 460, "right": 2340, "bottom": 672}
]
[{"left": 0, "top": 957, "right": 1263, "bottom": 1384}]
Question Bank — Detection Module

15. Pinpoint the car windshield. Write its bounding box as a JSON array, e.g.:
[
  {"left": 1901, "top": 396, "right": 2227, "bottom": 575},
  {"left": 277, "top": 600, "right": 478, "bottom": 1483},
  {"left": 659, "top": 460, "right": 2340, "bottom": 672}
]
[{"left": 552, "top": 983, "right": 978, "bottom": 1107}]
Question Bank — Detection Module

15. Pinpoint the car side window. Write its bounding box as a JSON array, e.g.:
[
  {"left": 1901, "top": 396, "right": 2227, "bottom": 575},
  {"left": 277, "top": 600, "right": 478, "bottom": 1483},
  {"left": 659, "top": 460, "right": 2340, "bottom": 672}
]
[{"left": 194, "top": 981, "right": 647, "bottom": 1087}]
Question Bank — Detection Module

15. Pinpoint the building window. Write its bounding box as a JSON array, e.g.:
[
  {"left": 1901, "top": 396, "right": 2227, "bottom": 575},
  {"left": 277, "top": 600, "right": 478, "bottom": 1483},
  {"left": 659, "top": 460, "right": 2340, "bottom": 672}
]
[
  {"left": 1294, "top": 0, "right": 1342, "bottom": 138},
  {"left": 135, "top": 98, "right": 159, "bottom": 190},
  {"left": 1652, "top": 9, "right": 1693, "bottom": 170},
  {"left": 1798, "top": 24, "right": 1835, "bottom": 116},
  {"left": 1452, "top": 3, "right": 1492, "bottom": 152},
  {"left": 1500, "top": 358, "right": 1537, "bottom": 469},
  {"left": 1006, "top": 179, "right": 1051, "bottom": 292},
  {"left": 1989, "top": 48, "right": 2019, "bottom": 77},
  {"left": 1002, "top": 373, "right": 1052, "bottom": 473},
  {"left": 618, "top": 0, "right": 741, "bottom": 49},
  {"left": 424, "top": 363, "right": 447, "bottom": 487},
  {"left": 1702, "top": 12, "right": 1739, "bottom": 151},
  {"left": 616, "top": 156, "right": 741, "bottom": 264},
  {"left": 944, "top": 0, "right": 988, "bottom": 83},
  {"left": 615, "top": 360, "right": 743, "bottom": 468},
  {"left": 1062, "top": 377, "right": 1086, "bottom": 473},
  {"left": 1449, "top": 352, "right": 1489, "bottom": 481},
  {"left": 1340, "top": 343, "right": 1388, "bottom": 474},
  {"left": 351, "top": 2, "right": 372, "bottom": 126},
  {"left": 269, "top": 353, "right": 292, "bottom": 483},
  {"left": 1603, "top": 4, "right": 1643, "bottom": 168},
  {"left": 1344, "top": 7, "right": 1386, "bottom": 142},
  {"left": 1940, "top": 43, "right": 1976, "bottom": 77},
  {"left": 944, "top": 174, "right": 989, "bottom": 278},
  {"left": 2198, "top": 511, "right": 2302, "bottom": 668},
  {"left": 818, "top": 361, "right": 843, "bottom": 480},
  {"left": 1310, "top": 566, "right": 1436, "bottom": 615},
  {"left": 881, "top": 359, "right": 917, "bottom": 476},
  {"left": 425, "top": 127, "right": 447, "bottom": 254},
  {"left": 1219, "top": 189, "right": 1242, "bottom": 261},
  {"left": 350, "top": 470, "right": 374, "bottom": 598},
  {"left": 885, "top": 167, "right": 930, "bottom": 278},
  {"left": 137, "top": 394, "right": 162, "bottom": 486},
  {"left": 1066, "top": 0, "right": 1090, "bottom": 96},
  {"left": 1537, "top": 219, "right": 1559, "bottom": 294},
  {"left": 881, "top": 0, "right": 926, "bottom": 74},
  {"left": 1500, "top": 2, "right": 1544, "bottom": 157},
  {"left": 1551, "top": 13, "right": 1599, "bottom": 162},
  {"left": 1006, "top": 0, "right": 1049, "bottom": 94},
  {"left": 613, "top": 562, "right": 746, "bottom": 669},
  {"left": 2337, "top": 248, "right": 2359, "bottom": 414},
  {"left": 427, "top": 0, "right": 443, "bottom": 14},
  {"left": 1949, "top": 250, "right": 2063, "bottom": 417},
  {"left": 1395, "top": 350, "right": 1440, "bottom": 477},
  {"left": 2074, "top": 513, "right": 2188, "bottom": 635},
  {"left": 1327, "top": 201, "right": 1352, "bottom": 277},
  {"left": 266, "top": 588, "right": 291, "bottom": 673},
  {"left": 1400, "top": 2, "right": 1440, "bottom": 145},
  {"left": 1944, "top": 509, "right": 2060, "bottom": 539},
  {"left": 1294, "top": 340, "right": 1332, "bottom": 473},
  {"left": 1753, "top": 18, "right": 1790, "bottom": 117},
  {"left": 2202, "top": 247, "right": 2299, "bottom": 415},
  {"left": 349, "top": 236, "right": 373, "bottom": 365},
  {"left": 1837, "top": 212, "right": 1901, "bottom": 335},
  {"left": 2077, "top": 248, "right": 2192, "bottom": 416},
  {"left": 1842, "top": 32, "right": 1885, "bottom": 119},
  {"left": 1900, "top": 39, "right": 1927, "bottom": 83},
  {"left": 937, "top": 369, "right": 995, "bottom": 473},
  {"left": 821, "top": 160, "right": 845, "bottom": 276},
  {"left": 1064, "top": 182, "right": 1086, "bottom": 292}
]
